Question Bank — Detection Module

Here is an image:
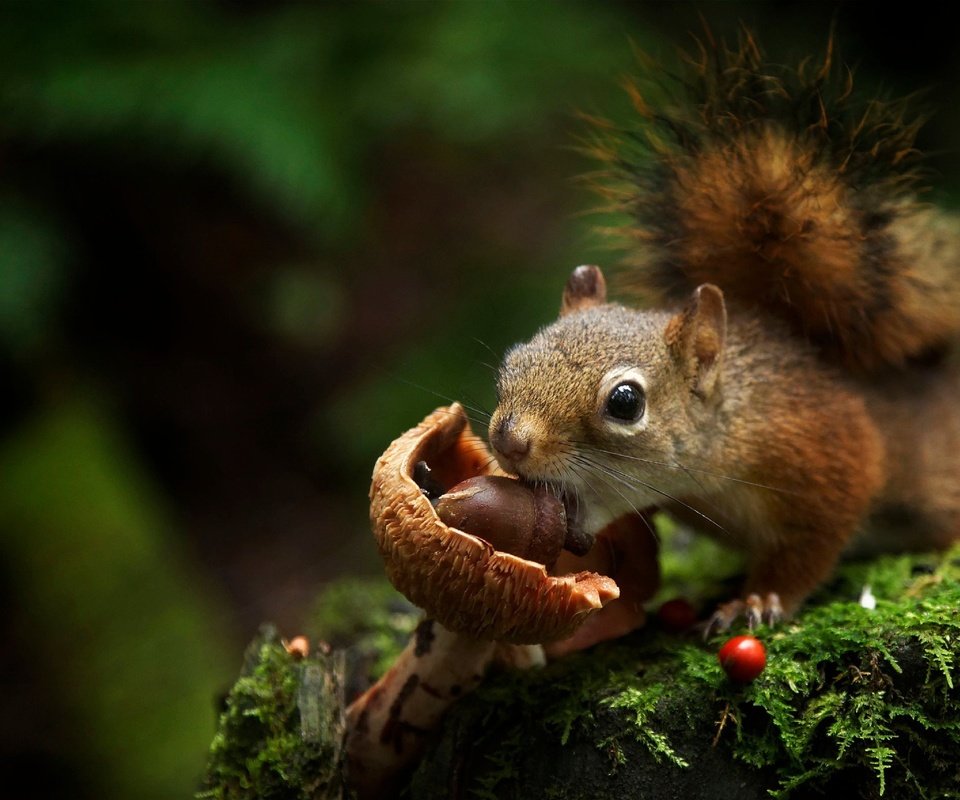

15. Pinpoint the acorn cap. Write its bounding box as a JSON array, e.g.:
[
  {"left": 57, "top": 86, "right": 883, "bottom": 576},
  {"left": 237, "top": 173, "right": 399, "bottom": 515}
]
[{"left": 369, "top": 403, "right": 620, "bottom": 643}]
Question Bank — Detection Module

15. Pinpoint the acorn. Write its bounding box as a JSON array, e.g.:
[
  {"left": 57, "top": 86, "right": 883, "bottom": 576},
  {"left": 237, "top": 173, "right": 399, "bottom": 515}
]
[{"left": 435, "top": 476, "right": 567, "bottom": 566}]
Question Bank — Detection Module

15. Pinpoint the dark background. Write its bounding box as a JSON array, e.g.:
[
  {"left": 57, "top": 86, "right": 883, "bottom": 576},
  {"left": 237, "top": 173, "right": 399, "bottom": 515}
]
[{"left": 0, "top": 2, "right": 956, "bottom": 797}]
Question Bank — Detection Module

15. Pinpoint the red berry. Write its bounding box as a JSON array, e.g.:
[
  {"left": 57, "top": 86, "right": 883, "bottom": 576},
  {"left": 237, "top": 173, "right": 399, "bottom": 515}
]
[
  {"left": 657, "top": 598, "right": 698, "bottom": 632},
  {"left": 717, "top": 635, "right": 766, "bottom": 683}
]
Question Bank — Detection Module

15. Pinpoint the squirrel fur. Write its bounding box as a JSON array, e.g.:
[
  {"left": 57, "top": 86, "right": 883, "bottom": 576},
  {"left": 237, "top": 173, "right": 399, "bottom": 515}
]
[{"left": 489, "top": 32, "right": 960, "bottom": 627}]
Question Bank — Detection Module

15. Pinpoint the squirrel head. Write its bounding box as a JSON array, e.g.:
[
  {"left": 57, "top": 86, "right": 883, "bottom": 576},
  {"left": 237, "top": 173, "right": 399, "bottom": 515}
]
[{"left": 490, "top": 266, "right": 727, "bottom": 535}]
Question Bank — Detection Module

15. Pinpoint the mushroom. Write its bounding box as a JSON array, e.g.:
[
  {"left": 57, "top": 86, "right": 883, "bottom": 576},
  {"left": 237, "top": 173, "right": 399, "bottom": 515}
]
[
  {"left": 369, "top": 403, "right": 620, "bottom": 643},
  {"left": 349, "top": 404, "right": 659, "bottom": 799},
  {"left": 345, "top": 620, "right": 543, "bottom": 799}
]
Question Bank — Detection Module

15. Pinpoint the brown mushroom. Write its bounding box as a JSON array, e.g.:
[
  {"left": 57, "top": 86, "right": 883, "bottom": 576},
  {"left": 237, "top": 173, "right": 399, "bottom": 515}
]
[
  {"left": 345, "top": 619, "right": 544, "bottom": 799},
  {"left": 369, "top": 403, "right": 620, "bottom": 643}
]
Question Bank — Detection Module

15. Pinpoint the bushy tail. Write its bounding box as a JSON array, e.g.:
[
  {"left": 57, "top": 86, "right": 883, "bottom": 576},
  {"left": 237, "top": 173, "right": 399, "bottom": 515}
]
[{"left": 591, "top": 29, "right": 960, "bottom": 372}]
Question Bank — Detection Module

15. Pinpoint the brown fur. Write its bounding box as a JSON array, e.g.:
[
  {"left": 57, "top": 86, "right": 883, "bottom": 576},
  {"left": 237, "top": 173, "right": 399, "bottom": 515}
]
[
  {"left": 661, "top": 130, "right": 960, "bottom": 371},
  {"left": 491, "top": 284, "right": 959, "bottom": 617},
  {"left": 491, "top": 31, "right": 960, "bottom": 621},
  {"left": 588, "top": 31, "right": 960, "bottom": 373}
]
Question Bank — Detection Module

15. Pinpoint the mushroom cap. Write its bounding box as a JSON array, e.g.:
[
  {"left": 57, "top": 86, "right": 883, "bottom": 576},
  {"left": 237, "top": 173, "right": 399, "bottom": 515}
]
[{"left": 370, "top": 403, "right": 620, "bottom": 643}]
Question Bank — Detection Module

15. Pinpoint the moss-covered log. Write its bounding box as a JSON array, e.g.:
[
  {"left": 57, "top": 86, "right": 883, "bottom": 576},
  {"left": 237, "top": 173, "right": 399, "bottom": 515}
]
[
  {"left": 200, "top": 547, "right": 960, "bottom": 799},
  {"left": 411, "top": 546, "right": 960, "bottom": 799},
  {"left": 198, "top": 625, "right": 347, "bottom": 800}
]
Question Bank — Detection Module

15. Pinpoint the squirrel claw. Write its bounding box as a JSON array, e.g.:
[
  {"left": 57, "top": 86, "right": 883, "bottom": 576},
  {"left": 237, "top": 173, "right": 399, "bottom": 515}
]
[
  {"left": 704, "top": 592, "right": 783, "bottom": 639},
  {"left": 703, "top": 599, "right": 744, "bottom": 639},
  {"left": 760, "top": 592, "right": 784, "bottom": 626}
]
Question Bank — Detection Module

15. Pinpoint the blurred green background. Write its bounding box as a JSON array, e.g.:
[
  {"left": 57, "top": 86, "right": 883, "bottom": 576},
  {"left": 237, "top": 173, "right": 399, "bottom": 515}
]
[{"left": 0, "top": 1, "right": 956, "bottom": 797}]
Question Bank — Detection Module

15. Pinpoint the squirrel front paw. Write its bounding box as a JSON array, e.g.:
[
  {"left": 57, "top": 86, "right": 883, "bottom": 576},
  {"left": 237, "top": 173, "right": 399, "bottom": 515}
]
[{"left": 704, "top": 592, "right": 783, "bottom": 639}]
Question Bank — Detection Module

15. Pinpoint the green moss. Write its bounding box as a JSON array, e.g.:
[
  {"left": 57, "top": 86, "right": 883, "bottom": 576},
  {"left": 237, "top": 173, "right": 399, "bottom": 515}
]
[
  {"left": 202, "top": 544, "right": 960, "bottom": 799},
  {"left": 604, "top": 685, "right": 690, "bottom": 768},
  {"left": 652, "top": 512, "right": 744, "bottom": 607},
  {"left": 719, "top": 545, "right": 960, "bottom": 797},
  {"left": 198, "top": 626, "right": 344, "bottom": 800},
  {"left": 410, "top": 545, "right": 960, "bottom": 799}
]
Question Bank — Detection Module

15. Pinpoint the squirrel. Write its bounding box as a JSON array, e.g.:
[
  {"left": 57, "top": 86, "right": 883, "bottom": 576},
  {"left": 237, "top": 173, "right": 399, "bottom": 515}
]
[{"left": 487, "top": 32, "right": 960, "bottom": 630}]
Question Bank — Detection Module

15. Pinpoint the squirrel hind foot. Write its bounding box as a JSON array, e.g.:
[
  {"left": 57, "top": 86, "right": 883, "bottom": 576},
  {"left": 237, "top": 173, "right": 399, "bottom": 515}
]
[{"left": 703, "top": 592, "right": 784, "bottom": 640}]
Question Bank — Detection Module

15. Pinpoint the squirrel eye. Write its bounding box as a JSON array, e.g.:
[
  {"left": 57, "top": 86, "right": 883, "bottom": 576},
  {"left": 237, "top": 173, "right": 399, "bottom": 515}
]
[{"left": 605, "top": 382, "right": 645, "bottom": 422}]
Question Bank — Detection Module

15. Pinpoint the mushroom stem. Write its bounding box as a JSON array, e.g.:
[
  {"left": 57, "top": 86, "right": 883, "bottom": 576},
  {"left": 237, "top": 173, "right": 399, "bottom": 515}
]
[{"left": 345, "top": 618, "right": 543, "bottom": 799}]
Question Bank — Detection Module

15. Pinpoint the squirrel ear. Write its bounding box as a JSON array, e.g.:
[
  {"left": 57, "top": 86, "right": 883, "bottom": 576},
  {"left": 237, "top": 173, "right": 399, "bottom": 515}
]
[
  {"left": 665, "top": 284, "right": 727, "bottom": 398},
  {"left": 560, "top": 265, "right": 607, "bottom": 317}
]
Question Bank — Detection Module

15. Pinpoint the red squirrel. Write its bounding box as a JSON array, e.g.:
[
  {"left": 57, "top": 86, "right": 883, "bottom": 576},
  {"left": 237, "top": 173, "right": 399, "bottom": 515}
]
[{"left": 488, "top": 33, "right": 960, "bottom": 630}]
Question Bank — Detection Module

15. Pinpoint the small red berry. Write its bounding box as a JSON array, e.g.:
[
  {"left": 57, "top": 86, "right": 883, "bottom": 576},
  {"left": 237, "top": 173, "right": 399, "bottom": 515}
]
[
  {"left": 657, "top": 598, "right": 698, "bottom": 632},
  {"left": 717, "top": 635, "right": 766, "bottom": 683}
]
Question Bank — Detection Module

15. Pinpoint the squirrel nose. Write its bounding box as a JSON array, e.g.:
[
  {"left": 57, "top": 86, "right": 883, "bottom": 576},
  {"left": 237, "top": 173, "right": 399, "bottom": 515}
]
[{"left": 490, "top": 415, "right": 531, "bottom": 469}]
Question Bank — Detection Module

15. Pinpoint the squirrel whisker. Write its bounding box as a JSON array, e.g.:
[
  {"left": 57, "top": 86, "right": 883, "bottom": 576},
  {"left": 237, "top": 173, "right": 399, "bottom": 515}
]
[
  {"left": 573, "top": 441, "right": 801, "bottom": 497},
  {"left": 567, "top": 457, "right": 657, "bottom": 541},
  {"left": 573, "top": 453, "right": 728, "bottom": 537}
]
